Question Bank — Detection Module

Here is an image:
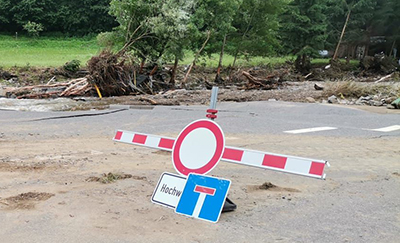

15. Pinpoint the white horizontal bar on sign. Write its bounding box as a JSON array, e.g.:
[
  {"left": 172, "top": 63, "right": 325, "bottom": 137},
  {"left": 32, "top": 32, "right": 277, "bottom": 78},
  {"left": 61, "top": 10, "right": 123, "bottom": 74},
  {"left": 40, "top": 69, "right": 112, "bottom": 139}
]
[
  {"left": 368, "top": 125, "right": 400, "bottom": 132},
  {"left": 221, "top": 146, "right": 328, "bottom": 179},
  {"left": 284, "top": 127, "right": 337, "bottom": 134},
  {"left": 113, "top": 130, "right": 175, "bottom": 151}
]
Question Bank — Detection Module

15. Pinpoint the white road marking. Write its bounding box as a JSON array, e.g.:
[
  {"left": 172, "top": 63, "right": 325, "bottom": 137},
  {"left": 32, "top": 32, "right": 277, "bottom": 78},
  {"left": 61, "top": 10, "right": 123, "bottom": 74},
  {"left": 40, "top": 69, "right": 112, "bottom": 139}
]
[
  {"left": 367, "top": 125, "right": 400, "bottom": 132},
  {"left": 284, "top": 127, "right": 338, "bottom": 134}
]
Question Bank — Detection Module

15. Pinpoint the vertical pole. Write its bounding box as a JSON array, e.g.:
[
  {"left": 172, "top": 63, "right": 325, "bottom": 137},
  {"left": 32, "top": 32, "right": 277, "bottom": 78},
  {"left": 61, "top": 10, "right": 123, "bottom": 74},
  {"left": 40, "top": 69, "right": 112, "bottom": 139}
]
[
  {"left": 206, "top": 86, "right": 219, "bottom": 120},
  {"left": 209, "top": 86, "right": 219, "bottom": 110}
]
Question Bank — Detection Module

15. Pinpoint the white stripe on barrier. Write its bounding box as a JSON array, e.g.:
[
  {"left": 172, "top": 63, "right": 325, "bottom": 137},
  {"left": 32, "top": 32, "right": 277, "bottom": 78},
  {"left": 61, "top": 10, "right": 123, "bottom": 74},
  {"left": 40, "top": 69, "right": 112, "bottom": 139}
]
[
  {"left": 113, "top": 130, "right": 328, "bottom": 179},
  {"left": 221, "top": 146, "right": 327, "bottom": 179}
]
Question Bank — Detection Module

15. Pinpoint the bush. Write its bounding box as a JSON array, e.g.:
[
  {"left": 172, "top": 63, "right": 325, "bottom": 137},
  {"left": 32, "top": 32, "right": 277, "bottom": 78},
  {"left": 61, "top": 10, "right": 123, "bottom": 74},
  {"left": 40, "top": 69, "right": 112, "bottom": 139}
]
[
  {"left": 63, "top": 60, "right": 81, "bottom": 73},
  {"left": 23, "top": 21, "right": 44, "bottom": 37}
]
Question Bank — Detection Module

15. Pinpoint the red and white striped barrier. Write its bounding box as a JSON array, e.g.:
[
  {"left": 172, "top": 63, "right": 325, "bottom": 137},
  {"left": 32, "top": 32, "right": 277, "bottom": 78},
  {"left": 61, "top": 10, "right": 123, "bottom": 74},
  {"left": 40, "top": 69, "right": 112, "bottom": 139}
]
[
  {"left": 114, "top": 130, "right": 175, "bottom": 151},
  {"left": 222, "top": 146, "right": 327, "bottom": 179},
  {"left": 113, "top": 130, "right": 329, "bottom": 179}
]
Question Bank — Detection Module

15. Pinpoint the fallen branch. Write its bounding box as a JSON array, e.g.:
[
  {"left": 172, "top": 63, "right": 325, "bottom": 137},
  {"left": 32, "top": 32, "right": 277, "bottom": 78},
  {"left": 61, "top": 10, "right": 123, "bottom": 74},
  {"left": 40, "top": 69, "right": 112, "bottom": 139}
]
[
  {"left": 242, "top": 71, "right": 281, "bottom": 90},
  {"left": 60, "top": 78, "right": 88, "bottom": 96},
  {"left": 375, "top": 73, "right": 394, "bottom": 83},
  {"left": 139, "top": 97, "right": 157, "bottom": 105},
  {"left": 304, "top": 72, "right": 313, "bottom": 79}
]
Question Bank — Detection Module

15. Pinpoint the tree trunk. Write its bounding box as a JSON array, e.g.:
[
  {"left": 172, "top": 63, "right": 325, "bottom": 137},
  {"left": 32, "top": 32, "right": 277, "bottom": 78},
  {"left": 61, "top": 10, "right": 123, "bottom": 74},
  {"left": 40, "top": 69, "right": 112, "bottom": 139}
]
[
  {"left": 170, "top": 56, "right": 179, "bottom": 86},
  {"left": 215, "top": 34, "right": 227, "bottom": 82},
  {"left": 139, "top": 58, "right": 146, "bottom": 74},
  {"left": 228, "top": 51, "right": 239, "bottom": 82},
  {"left": 333, "top": 9, "right": 351, "bottom": 60},
  {"left": 389, "top": 40, "right": 396, "bottom": 57},
  {"left": 182, "top": 31, "right": 211, "bottom": 88}
]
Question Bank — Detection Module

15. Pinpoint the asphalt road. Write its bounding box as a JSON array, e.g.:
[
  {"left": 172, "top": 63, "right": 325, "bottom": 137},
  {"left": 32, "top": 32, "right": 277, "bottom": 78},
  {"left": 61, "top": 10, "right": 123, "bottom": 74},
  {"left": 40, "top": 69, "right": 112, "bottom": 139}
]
[
  {"left": 0, "top": 101, "right": 399, "bottom": 243},
  {"left": 1, "top": 101, "right": 399, "bottom": 138}
]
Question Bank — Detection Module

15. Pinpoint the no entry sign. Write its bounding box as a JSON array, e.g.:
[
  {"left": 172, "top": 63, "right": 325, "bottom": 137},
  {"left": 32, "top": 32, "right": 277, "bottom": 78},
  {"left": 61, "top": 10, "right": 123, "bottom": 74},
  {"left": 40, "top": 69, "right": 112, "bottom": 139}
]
[{"left": 172, "top": 119, "right": 225, "bottom": 176}]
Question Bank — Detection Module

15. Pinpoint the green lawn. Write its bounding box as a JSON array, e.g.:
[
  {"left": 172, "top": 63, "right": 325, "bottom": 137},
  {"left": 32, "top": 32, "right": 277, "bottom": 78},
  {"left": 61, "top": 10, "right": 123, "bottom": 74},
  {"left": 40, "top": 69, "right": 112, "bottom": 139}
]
[
  {"left": 182, "top": 53, "right": 297, "bottom": 67},
  {"left": 0, "top": 34, "right": 345, "bottom": 68},
  {"left": 0, "top": 35, "right": 101, "bottom": 67}
]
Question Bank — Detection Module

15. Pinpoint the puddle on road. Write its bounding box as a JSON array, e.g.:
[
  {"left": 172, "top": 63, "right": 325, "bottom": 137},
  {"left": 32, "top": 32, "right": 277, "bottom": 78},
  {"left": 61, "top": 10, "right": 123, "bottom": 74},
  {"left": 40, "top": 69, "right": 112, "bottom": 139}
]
[{"left": 0, "top": 97, "right": 108, "bottom": 112}]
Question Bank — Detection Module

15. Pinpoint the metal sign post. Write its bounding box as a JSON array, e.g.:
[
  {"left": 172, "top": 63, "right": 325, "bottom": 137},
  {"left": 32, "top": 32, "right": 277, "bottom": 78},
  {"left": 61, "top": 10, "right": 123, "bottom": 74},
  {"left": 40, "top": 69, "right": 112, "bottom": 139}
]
[
  {"left": 205, "top": 86, "right": 237, "bottom": 212},
  {"left": 206, "top": 86, "right": 219, "bottom": 120}
]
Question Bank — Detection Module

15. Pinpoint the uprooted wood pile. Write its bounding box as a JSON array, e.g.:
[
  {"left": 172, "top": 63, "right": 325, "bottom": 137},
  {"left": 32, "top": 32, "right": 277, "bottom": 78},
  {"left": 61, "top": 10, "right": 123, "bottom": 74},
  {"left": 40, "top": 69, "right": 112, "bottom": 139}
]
[
  {"left": 87, "top": 50, "right": 172, "bottom": 96},
  {"left": 3, "top": 52, "right": 290, "bottom": 99},
  {"left": 5, "top": 78, "right": 91, "bottom": 99},
  {"left": 8, "top": 51, "right": 398, "bottom": 100},
  {"left": 3, "top": 50, "right": 175, "bottom": 99}
]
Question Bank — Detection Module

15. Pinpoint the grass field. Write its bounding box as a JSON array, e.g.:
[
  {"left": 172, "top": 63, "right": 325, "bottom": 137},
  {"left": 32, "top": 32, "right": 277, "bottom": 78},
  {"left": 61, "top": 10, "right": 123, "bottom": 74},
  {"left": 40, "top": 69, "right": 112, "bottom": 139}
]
[
  {"left": 0, "top": 35, "right": 100, "bottom": 67},
  {"left": 0, "top": 34, "right": 337, "bottom": 68}
]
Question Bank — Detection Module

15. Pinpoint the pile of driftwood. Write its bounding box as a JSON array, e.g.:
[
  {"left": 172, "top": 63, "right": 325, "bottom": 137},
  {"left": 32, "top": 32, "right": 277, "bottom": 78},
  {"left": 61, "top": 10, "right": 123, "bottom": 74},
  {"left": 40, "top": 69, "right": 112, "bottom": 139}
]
[
  {"left": 87, "top": 50, "right": 171, "bottom": 96},
  {"left": 4, "top": 50, "right": 174, "bottom": 99},
  {"left": 6, "top": 77, "right": 91, "bottom": 99}
]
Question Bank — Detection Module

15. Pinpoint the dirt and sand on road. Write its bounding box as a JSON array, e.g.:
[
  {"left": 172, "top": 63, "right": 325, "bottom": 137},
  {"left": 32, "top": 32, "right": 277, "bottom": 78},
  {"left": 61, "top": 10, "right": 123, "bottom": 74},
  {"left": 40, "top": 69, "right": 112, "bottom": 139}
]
[
  {"left": 0, "top": 121, "right": 399, "bottom": 242},
  {"left": 0, "top": 65, "right": 399, "bottom": 241}
]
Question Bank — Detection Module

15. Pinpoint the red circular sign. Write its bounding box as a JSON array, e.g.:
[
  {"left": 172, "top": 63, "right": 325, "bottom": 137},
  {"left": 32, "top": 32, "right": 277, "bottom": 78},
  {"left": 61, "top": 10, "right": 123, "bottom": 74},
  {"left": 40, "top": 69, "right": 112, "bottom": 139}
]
[{"left": 172, "top": 119, "right": 225, "bottom": 176}]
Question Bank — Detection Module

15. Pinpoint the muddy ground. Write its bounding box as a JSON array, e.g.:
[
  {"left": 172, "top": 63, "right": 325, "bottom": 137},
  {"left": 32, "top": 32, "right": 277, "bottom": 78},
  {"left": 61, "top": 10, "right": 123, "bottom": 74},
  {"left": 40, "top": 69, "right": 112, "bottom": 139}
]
[
  {"left": 0, "top": 64, "right": 399, "bottom": 242},
  {"left": 1, "top": 100, "right": 399, "bottom": 242},
  {"left": 0, "top": 128, "right": 399, "bottom": 242},
  {"left": 1, "top": 63, "right": 400, "bottom": 108}
]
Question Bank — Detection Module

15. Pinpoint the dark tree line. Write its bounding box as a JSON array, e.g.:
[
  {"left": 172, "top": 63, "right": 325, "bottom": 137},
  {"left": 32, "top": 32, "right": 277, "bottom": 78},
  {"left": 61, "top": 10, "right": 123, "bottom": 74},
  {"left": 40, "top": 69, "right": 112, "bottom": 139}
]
[
  {"left": 0, "top": 0, "right": 117, "bottom": 35},
  {"left": 1, "top": 0, "right": 399, "bottom": 72},
  {"left": 278, "top": 0, "right": 400, "bottom": 72}
]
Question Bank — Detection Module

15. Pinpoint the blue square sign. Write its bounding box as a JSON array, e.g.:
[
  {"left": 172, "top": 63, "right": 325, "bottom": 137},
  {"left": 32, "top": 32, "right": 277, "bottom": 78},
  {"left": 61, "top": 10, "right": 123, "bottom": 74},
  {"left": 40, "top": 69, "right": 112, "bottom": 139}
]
[{"left": 175, "top": 173, "right": 231, "bottom": 223}]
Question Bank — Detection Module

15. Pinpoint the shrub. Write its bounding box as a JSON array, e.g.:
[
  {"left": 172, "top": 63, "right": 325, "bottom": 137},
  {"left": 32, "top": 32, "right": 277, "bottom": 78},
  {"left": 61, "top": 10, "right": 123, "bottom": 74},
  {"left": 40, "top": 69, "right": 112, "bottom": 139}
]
[
  {"left": 23, "top": 21, "right": 44, "bottom": 37},
  {"left": 63, "top": 60, "right": 81, "bottom": 73}
]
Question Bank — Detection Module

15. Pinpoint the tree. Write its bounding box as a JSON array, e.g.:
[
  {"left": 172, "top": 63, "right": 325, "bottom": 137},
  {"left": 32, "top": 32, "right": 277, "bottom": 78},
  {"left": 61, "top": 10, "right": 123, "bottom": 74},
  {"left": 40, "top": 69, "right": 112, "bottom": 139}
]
[
  {"left": 280, "top": 0, "right": 328, "bottom": 73},
  {"left": 0, "top": 0, "right": 117, "bottom": 35},
  {"left": 109, "top": 0, "right": 195, "bottom": 80},
  {"left": 186, "top": 0, "right": 241, "bottom": 81},
  {"left": 55, "top": 0, "right": 117, "bottom": 35},
  {"left": 326, "top": 0, "right": 381, "bottom": 59},
  {"left": 228, "top": 0, "right": 285, "bottom": 67},
  {"left": 8, "top": 0, "right": 58, "bottom": 32},
  {"left": 382, "top": 0, "right": 400, "bottom": 57},
  {"left": 109, "top": 0, "right": 242, "bottom": 84},
  {"left": 0, "top": 0, "right": 11, "bottom": 28}
]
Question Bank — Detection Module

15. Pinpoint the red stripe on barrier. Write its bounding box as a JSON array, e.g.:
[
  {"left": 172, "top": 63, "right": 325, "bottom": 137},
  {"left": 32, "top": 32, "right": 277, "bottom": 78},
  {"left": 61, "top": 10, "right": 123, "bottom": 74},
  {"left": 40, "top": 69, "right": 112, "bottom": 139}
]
[
  {"left": 158, "top": 138, "right": 175, "bottom": 149},
  {"left": 194, "top": 185, "right": 216, "bottom": 195},
  {"left": 114, "top": 131, "right": 123, "bottom": 140},
  {"left": 132, "top": 134, "right": 147, "bottom": 144},
  {"left": 222, "top": 148, "right": 244, "bottom": 161},
  {"left": 262, "top": 154, "right": 287, "bottom": 169},
  {"left": 309, "top": 162, "right": 325, "bottom": 176}
]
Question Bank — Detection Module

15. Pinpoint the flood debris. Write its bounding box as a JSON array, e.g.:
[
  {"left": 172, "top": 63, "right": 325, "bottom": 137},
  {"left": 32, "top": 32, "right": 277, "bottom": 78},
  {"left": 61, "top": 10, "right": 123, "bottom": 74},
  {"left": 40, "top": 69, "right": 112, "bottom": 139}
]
[
  {"left": 86, "top": 172, "right": 146, "bottom": 184},
  {"left": 87, "top": 50, "right": 172, "bottom": 96},
  {"left": 258, "top": 182, "right": 277, "bottom": 190},
  {"left": 360, "top": 54, "right": 398, "bottom": 75},
  {"left": 5, "top": 77, "right": 90, "bottom": 99},
  {"left": 0, "top": 192, "right": 55, "bottom": 210}
]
